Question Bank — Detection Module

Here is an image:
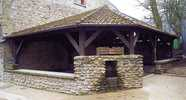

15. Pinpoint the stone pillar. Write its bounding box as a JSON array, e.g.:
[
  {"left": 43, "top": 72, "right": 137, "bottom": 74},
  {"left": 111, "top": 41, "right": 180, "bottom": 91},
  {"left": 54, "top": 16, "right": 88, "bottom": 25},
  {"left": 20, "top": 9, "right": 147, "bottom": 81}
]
[
  {"left": 74, "top": 56, "right": 105, "bottom": 94},
  {"left": 117, "top": 55, "right": 143, "bottom": 88},
  {"left": 3, "top": 41, "right": 15, "bottom": 70}
]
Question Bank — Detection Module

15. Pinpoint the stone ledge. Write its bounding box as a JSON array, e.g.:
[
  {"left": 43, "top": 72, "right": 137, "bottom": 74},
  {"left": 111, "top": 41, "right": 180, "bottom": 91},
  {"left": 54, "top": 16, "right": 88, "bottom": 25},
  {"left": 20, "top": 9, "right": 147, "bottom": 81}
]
[
  {"left": 5, "top": 69, "right": 76, "bottom": 80},
  {"left": 74, "top": 55, "right": 143, "bottom": 59},
  {"left": 154, "top": 58, "right": 178, "bottom": 64}
]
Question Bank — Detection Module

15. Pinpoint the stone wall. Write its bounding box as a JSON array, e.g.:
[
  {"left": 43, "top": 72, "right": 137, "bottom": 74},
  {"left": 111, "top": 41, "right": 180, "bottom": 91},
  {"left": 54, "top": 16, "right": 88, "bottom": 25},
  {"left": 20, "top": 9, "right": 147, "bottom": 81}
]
[
  {"left": 74, "top": 55, "right": 144, "bottom": 94},
  {"left": 3, "top": 70, "right": 77, "bottom": 94},
  {"left": 0, "top": 43, "right": 4, "bottom": 80},
  {"left": 3, "top": 55, "right": 144, "bottom": 95},
  {"left": 3, "top": 41, "right": 14, "bottom": 70}
]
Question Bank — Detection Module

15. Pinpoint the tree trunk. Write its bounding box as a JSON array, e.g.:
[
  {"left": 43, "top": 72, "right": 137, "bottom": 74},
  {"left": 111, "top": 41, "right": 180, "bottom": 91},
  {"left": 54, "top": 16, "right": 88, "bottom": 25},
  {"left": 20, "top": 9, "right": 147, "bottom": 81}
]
[{"left": 149, "top": 0, "right": 163, "bottom": 30}]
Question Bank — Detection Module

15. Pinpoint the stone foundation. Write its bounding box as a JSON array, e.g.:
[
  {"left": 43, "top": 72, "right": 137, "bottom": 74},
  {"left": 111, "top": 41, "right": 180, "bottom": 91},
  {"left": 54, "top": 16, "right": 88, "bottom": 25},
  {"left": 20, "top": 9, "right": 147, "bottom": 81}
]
[
  {"left": 154, "top": 58, "right": 178, "bottom": 74},
  {"left": 3, "top": 55, "right": 144, "bottom": 95}
]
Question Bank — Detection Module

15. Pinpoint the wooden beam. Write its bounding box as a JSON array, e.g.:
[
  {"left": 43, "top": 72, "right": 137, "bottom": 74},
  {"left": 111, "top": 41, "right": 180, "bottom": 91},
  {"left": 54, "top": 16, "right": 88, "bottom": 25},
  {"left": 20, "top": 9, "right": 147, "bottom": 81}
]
[
  {"left": 15, "top": 39, "right": 24, "bottom": 56},
  {"left": 79, "top": 31, "right": 86, "bottom": 56},
  {"left": 84, "top": 30, "right": 102, "bottom": 48},
  {"left": 64, "top": 33, "right": 80, "bottom": 54},
  {"left": 113, "top": 31, "right": 130, "bottom": 48}
]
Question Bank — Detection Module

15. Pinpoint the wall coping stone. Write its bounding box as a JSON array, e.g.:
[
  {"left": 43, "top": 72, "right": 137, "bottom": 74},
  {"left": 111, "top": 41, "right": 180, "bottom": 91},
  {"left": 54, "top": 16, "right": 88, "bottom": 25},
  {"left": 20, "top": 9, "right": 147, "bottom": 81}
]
[
  {"left": 5, "top": 69, "right": 76, "bottom": 79},
  {"left": 154, "top": 58, "right": 178, "bottom": 64},
  {"left": 74, "top": 55, "right": 143, "bottom": 59}
]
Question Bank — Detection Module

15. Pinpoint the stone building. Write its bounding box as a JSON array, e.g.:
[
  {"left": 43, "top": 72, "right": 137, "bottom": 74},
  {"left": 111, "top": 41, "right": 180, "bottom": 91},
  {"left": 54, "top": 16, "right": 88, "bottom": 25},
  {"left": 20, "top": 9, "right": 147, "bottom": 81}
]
[
  {"left": 2, "top": 4, "right": 177, "bottom": 94},
  {"left": 0, "top": 0, "right": 112, "bottom": 34}
]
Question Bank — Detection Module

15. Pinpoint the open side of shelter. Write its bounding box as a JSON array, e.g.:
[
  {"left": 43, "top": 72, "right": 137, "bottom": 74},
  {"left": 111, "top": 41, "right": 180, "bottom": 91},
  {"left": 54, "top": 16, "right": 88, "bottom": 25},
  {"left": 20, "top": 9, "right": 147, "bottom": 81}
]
[{"left": 2, "top": 6, "right": 177, "bottom": 94}]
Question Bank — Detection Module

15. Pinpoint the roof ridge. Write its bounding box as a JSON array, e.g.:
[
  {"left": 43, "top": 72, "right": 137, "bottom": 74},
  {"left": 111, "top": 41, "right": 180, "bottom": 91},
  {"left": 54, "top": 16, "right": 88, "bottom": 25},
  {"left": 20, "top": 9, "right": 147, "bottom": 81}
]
[{"left": 77, "top": 6, "right": 106, "bottom": 24}]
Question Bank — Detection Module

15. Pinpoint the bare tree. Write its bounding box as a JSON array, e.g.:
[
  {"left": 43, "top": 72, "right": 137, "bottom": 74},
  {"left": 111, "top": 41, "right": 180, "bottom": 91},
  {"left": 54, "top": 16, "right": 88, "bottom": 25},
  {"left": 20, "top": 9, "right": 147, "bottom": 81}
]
[
  {"left": 149, "top": 0, "right": 163, "bottom": 30},
  {"left": 162, "top": 0, "right": 186, "bottom": 35},
  {"left": 137, "top": 0, "right": 163, "bottom": 30}
]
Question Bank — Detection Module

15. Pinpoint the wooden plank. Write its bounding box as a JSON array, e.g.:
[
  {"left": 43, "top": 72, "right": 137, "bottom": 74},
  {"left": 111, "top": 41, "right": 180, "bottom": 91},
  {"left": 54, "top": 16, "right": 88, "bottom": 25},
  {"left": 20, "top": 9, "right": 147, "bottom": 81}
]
[
  {"left": 79, "top": 31, "right": 86, "bottom": 55},
  {"left": 84, "top": 30, "right": 102, "bottom": 48},
  {"left": 113, "top": 31, "right": 130, "bottom": 48},
  {"left": 64, "top": 33, "right": 80, "bottom": 54}
]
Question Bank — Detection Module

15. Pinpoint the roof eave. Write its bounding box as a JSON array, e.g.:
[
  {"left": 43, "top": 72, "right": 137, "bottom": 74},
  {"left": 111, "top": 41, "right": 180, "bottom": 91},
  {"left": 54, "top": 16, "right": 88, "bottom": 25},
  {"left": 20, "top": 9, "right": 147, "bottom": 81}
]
[
  {"left": 4, "top": 25, "right": 79, "bottom": 39},
  {"left": 80, "top": 23, "right": 178, "bottom": 38},
  {"left": 5, "top": 24, "right": 178, "bottom": 39}
]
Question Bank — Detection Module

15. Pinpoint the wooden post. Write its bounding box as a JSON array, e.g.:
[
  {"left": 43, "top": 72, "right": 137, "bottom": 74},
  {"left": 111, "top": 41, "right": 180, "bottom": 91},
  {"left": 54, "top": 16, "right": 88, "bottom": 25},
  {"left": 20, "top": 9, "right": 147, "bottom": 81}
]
[
  {"left": 79, "top": 31, "right": 86, "bottom": 56},
  {"left": 154, "top": 35, "right": 157, "bottom": 61},
  {"left": 113, "top": 31, "right": 130, "bottom": 48},
  {"left": 129, "top": 32, "right": 139, "bottom": 54},
  {"left": 129, "top": 32, "right": 134, "bottom": 54}
]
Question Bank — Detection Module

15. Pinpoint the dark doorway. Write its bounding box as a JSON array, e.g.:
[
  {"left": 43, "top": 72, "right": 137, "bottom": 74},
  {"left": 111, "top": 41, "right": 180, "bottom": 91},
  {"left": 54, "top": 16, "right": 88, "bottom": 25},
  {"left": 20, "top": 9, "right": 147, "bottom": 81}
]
[
  {"left": 105, "top": 61, "right": 119, "bottom": 89},
  {"left": 105, "top": 61, "right": 118, "bottom": 77}
]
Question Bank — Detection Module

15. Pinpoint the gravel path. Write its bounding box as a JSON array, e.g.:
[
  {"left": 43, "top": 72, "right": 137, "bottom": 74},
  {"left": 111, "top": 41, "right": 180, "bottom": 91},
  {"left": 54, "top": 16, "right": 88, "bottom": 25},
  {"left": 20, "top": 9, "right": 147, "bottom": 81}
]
[{"left": 0, "top": 74, "right": 186, "bottom": 100}]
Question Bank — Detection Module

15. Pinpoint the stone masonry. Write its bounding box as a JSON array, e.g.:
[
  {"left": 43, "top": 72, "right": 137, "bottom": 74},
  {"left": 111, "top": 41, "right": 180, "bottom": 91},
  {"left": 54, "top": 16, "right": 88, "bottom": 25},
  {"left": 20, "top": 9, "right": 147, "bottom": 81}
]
[
  {"left": 3, "top": 55, "right": 144, "bottom": 95},
  {"left": 0, "top": 44, "right": 4, "bottom": 80},
  {"left": 74, "top": 55, "right": 144, "bottom": 94}
]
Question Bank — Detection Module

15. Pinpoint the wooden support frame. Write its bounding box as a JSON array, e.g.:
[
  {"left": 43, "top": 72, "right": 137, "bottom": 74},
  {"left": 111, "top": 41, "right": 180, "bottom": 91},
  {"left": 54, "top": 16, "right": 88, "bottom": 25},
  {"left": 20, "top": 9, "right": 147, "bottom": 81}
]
[
  {"left": 64, "top": 33, "right": 80, "bottom": 54},
  {"left": 15, "top": 39, "right": 24, "bottom": 64},
  {"left": 113, "top": 30, "right": 139, "bottom": 54},
  {"left": 113, "top": 31, "right": 130, "bottom": 48},
  {"left": 65, "top": 30, "right": 102, "bottom": 56},
  {"left": 84, "top": 30, "right": 102, "bottom": 48},
  {"left": 15, "top": 40, "right": 24, "bottom": 56}
]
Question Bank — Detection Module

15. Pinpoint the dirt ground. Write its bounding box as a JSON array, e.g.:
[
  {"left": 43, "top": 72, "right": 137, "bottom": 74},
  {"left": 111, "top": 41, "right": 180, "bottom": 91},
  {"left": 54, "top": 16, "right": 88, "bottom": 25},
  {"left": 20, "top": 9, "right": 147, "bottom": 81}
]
[
  {"left": 167, "top": 67, "right": 186, "bottom": 76},
  {"left": 0, "top": 74, "right": 186, "bottom": 100}
]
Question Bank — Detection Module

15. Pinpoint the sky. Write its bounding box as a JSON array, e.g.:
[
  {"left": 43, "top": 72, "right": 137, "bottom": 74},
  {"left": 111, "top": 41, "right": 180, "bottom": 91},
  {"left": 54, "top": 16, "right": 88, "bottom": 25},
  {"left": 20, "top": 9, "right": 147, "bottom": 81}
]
[{"left": 109, "top": 0, "right": 151, "bottom": 20}]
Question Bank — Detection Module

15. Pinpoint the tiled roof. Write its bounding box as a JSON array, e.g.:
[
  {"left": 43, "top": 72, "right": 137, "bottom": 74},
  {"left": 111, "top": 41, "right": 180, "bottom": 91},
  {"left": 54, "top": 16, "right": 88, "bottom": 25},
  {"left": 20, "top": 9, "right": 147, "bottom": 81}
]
[{"left": 6, "top": 6, "right": 177, "bottom": 38}]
